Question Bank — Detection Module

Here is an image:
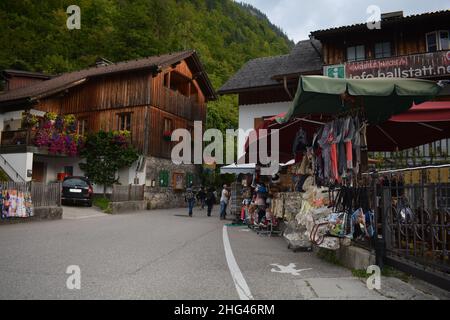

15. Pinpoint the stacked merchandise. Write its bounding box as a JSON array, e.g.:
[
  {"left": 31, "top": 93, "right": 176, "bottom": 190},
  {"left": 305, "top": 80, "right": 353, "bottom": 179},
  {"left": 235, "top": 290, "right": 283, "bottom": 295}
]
[
  {"left": 239, "top": 181, "right": 283, "bottom": 236},
  {"left": 230, "top": 181, "right": 243, "bottom": 218},
  {"left": 278, "top": 182, "right": 377, "bottom": 251}
]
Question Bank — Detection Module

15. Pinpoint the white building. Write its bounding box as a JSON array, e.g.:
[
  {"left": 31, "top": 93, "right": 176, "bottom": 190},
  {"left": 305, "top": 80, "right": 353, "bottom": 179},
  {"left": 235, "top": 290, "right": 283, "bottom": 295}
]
[{"left": 218, "top": 39, "right": 323, "bottom": 158}]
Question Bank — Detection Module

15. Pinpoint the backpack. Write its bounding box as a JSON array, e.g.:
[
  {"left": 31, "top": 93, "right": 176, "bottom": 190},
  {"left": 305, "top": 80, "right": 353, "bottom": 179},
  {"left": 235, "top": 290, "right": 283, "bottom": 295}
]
[{"left": 185, "top": 189, "right": 195, "bottom": 201}]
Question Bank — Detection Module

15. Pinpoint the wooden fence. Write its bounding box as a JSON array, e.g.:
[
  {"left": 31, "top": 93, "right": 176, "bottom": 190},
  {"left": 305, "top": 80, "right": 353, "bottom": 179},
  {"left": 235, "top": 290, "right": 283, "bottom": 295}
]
[
  {"left": 31, "top": 182, "right": 61, "bottom": 207},
  {"left": 0, "top": 181, "right": 61, "bottom": 208},
  {"left": 111, "top": 184, "right": 145, "bottom": 202}
]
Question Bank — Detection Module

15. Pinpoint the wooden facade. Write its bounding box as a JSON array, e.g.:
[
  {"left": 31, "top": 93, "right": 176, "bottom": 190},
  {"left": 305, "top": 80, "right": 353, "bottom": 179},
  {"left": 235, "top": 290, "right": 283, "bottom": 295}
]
[
  {"left": 314, "top": 11, "right": 450, "bottom": 73},
  {"left": 1, "top": 71, "right": 51, "bottom": 91},
  {"left": 34, "top": 60, "right": 208, "bottom": 159}
]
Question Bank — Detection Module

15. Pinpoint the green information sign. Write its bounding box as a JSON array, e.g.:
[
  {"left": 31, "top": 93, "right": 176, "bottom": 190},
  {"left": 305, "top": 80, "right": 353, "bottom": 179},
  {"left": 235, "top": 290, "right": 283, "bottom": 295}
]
[{"left": 325, "top": 65, "right": 346, "bottom": 79}]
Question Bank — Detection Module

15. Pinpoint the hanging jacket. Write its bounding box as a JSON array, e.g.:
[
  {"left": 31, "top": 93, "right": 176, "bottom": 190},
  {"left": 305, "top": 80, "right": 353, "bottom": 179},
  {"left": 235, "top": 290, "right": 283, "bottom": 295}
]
[
  {"left": 343, "top": 117, "right": 356, "bottom": 171},
  {"left": 318, "top": 123, "right": 332, "bottom": 180},
  {"left": 352, "top": 117, "right": 361, "bottom": 176}
]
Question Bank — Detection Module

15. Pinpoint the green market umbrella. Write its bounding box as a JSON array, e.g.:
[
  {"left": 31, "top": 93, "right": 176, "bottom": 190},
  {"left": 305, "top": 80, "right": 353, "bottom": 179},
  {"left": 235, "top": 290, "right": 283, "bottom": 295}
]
[{"left": 277, "top": 76, "right": 442, "bottom": 125}]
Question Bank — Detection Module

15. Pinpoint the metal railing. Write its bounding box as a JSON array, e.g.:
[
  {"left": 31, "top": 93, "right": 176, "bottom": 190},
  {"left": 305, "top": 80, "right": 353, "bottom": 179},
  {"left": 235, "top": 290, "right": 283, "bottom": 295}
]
[
  {"left": 370, "top": 139, "right": 450, "bottom": 170},
  {"left": 0, "top": 154, "right": 26, "bottom": 182},
  {"left": 376, "top": 168, "right": 449, "bottom": 277},
  {"left": 111, "top": 184, "right": 145, "bottom": 202}
]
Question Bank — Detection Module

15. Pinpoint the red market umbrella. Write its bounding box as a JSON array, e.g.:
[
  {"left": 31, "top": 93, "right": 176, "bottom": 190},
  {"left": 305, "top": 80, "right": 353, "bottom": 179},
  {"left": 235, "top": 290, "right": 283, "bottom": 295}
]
[
  {"left": 368, "top": 101, "right": 450, "bottom": 151},
  {"left": 389, "top": 101, "right": 450, "bottom": 122}
]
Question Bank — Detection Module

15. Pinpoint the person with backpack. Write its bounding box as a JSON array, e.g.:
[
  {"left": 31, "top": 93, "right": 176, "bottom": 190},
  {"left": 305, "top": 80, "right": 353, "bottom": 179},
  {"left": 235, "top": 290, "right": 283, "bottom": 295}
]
[
  {"left": 196, "top": 187, "right": 206, "bottom": 210},
  {"left": 185, "top": 185, "right": 196, "bottom": 217},
  {"left": 205, "top": 187, "right": 216, "bottom": 217}
]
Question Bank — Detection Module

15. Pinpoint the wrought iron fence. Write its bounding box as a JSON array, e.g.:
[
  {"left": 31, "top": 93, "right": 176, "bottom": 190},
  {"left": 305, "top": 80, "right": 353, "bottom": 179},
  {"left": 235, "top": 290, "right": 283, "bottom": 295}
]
[
  {"left": 378, "top": 168, "right": 449, "bottom": 276},
  {"left": 111, "top": 184, "right": 145, "bottom": 202}
]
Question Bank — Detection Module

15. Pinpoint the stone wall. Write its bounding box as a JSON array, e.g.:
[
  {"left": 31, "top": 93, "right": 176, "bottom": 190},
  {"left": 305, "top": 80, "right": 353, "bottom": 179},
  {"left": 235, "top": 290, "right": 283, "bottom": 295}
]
[
  {"left": 145, "top": 156, "right": 197, "bottom": 210},
  {"left": 110, "top": 201, "right": 147, "bottom": 214},
  {"left": 0, "top": 206, "right": 63, "bottom": 225},
  {"left": 146, "top": 192, "right": 187, "bottom": 210}
]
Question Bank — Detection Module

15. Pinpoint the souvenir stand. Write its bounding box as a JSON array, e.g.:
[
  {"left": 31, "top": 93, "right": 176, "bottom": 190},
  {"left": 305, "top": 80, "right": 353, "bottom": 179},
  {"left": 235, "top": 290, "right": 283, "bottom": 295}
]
[{"left": 241, "top": 76, "right": 444, "bottom": 252}]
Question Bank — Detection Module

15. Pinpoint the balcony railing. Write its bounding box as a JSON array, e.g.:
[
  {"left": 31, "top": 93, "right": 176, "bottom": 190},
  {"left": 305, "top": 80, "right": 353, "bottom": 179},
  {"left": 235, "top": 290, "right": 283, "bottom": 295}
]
[
  {"left": 0, "top": 129, "right": 36, "bottom": 147},
  {"left": 161, "top": 88, "right": 203, "bottom": 121}
]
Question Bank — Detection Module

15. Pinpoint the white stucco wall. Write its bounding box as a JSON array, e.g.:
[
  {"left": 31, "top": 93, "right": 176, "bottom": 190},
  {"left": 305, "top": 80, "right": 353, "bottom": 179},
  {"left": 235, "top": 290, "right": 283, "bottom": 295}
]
[
  {"left": 1, "top": 152, "right": 33, "bottom": 182},
  {"left": 1, "top": 111, "right": 23, "bottom": 131},
  {"left": 238, "top": 101, "right": 292, "bottom": 158},
  {"left": 36, "top": 157, "right": 84, "bottom": 183},
  {"left": 118, "top": 159, "right": 146, "bottom": 186}
]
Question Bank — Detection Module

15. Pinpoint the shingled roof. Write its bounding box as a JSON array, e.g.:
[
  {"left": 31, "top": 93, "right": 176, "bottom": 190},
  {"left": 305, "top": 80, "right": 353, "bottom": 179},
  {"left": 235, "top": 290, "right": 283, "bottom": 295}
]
[
  {"left": 311, "top": 10, "right": 450, "bottom": 38},
  {"left": 0, "top": 50, "right": 216, "bottom": 107},
  {"left": 218, "top": 39, "right": 323, "bottom": 94},
  {"left": 217, "top": 54, "right": 290, "bottom": 94},
  {"left": 272, "top": 39, "right": 323, "bottom": 79}
]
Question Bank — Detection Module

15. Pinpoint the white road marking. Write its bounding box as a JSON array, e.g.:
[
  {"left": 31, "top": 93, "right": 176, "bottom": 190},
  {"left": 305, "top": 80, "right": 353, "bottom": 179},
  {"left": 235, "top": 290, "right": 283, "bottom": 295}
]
[
  {"left": 270, "top": 263, "right": 313, "bottom": 276},
  {"left": 222, "top": 226, "right": 254, "bottom": 300}
]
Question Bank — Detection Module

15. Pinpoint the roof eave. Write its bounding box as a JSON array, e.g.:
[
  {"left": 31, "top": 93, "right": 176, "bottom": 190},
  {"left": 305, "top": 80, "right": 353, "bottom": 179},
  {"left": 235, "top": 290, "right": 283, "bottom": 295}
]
[
  {"left": 217, "top": 84, "right": 285, "bottom": 95},
  {"left": 187, "top": 51, "right": 217, "bottom": 101},
  {"left": 272, "top": 70, "right": 323, "bottom": 81},
  {"left": 311, "top": 10, "right": 450, "bottom": 39},
  {"left": 0, "top": 97, "right": 34, "bottom": 111}
]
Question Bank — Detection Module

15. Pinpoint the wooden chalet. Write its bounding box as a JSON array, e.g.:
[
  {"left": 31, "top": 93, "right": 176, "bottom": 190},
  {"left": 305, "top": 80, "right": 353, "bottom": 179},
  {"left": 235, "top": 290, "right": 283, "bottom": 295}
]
[{"left": 0, "top": 50, "right": 216, "bottom": 186}]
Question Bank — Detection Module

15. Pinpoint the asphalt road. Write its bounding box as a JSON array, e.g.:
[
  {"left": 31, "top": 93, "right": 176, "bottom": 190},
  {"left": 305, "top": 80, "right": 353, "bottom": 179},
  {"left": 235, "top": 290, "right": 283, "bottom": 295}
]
[{"left": 0, "top": 206, "right": 447, "bottom": 300}]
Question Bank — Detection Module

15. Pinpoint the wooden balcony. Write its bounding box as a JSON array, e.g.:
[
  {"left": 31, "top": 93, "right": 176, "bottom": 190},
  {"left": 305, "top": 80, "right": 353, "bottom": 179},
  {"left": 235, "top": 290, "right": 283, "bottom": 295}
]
[
  {"left": 160, "top": 88, "right": 204, "bottom": 121},
  {"left": 0, "top": 129, "right": 54, "bottom": 155},
  {"left": 0, "top": 130, "right": 35, "bottom": 147}
]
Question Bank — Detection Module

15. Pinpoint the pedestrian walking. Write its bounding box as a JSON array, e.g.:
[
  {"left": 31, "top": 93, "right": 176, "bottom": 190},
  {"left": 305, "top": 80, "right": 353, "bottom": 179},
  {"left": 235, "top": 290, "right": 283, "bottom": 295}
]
[
  {"left": 220, "top": 184, "right": 230, "bottom": 220},
  {"left": 196, "top": 187, "right": 206, "bottom": 210},
  {"left": 205, "top": 187, "right": 216, "bottom": 217},
  {"left": 185, "top": 185, "right": 196, "bottom": 217}
]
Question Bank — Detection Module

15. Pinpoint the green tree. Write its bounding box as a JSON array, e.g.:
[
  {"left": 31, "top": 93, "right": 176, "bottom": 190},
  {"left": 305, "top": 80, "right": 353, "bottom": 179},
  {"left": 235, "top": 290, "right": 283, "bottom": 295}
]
[
  {"left": 79, "top": 131, "right": 139, "bottom": 195},
  {"left": 0, "top": 0, "right": 293, "bottom": 137}
]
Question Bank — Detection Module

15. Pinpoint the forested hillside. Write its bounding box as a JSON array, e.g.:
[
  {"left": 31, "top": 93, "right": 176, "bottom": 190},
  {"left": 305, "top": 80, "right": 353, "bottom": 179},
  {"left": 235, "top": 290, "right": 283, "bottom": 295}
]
[{"left": 0, "top": 0, "right": 293, "bottom": 129}]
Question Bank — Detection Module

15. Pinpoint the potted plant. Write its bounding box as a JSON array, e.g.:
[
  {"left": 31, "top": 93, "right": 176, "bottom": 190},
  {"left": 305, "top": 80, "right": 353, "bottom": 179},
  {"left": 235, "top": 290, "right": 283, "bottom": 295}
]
[
  {"left": 21, "top": 112, "right": 38, "bottom": 129},
  {"left": 44, "top": 112, "right": 57, "bottom": 124}
]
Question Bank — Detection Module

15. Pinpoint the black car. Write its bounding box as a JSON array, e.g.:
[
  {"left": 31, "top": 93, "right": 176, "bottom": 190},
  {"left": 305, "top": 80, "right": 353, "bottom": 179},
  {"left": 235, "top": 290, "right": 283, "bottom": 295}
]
[{"left": 61, "top": 177, "right": 93, "bottom": 207}]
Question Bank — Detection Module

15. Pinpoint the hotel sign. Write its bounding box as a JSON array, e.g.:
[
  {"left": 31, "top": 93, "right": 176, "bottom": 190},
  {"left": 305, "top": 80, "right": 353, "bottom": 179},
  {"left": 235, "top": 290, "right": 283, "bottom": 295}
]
[{"left": 345, "top": 50, "right": 450, "bottom": 79}]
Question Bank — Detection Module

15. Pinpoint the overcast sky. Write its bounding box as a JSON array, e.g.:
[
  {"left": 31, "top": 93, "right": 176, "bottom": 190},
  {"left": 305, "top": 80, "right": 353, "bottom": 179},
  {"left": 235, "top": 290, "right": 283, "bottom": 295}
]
[{"left": 238, "top": 0, "right": 449, "bottom": 42}]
